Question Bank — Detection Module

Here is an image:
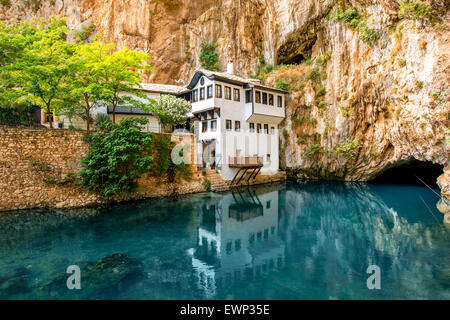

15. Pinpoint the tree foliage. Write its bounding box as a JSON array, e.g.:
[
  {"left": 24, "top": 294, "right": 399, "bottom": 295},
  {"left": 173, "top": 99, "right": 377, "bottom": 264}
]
[
  {"left": 79, "top": 117, "right": 153, "bottom": 197},
  {"left": 0, "top": 16, "right": 156, "bottom": 129},
  {"left": 150, "top": 94, "right": 191, "bottom": 127},
  {"left": 0, "top": 17, "right": 75, "bottom": 127},
  {"left": 199, "top": 41, "right": 219, "bottom": 71}
]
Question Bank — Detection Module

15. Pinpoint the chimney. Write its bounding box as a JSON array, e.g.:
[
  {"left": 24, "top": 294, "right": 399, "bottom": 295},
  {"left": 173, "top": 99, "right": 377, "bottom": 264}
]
[{"left": 227, "top": 61, "right": 234, "bottom": 74}]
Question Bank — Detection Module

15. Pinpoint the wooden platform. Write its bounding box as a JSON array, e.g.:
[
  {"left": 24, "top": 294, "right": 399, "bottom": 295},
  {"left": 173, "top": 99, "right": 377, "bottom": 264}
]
[{"left": 228, "top": 156, "right": 263, "bottom": 168}]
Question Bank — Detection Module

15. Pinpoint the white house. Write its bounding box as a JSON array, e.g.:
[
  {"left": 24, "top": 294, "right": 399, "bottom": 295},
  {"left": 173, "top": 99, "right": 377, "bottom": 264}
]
[{"left": 188, "top": 63, "right": 287, "bottom": 182}]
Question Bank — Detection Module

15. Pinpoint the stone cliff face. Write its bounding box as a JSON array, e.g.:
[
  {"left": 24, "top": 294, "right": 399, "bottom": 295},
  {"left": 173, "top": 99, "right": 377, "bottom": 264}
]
[{"left": 1, "top": 0, "right": 449, "bottom": 185}]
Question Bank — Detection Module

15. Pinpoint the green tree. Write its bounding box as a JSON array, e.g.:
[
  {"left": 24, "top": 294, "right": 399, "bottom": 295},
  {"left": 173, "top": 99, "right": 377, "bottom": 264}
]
[
  {"left": 64, "top": 41, "right": 115, "bottom": 132},
  {"left": 79, "top": 117, "right": 154, "bottom": 197},
  {"left": 0, "top": 20, "right": 39, "bottom": 104},
  {"left": 149, "top": 94, "right": 191, "bottom": 129},
  {"left": 95, "top": 46, "right": 154, "bottom": 124},
  {"left": 199, "top": 41, "right": 219, "bottom": 71},
  {"left": 7, "top": 17, "right": 76, "bottom": 128}
]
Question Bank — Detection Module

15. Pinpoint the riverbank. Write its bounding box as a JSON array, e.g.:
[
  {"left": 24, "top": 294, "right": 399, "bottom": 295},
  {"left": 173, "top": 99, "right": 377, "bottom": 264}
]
[{"left": 0, "top": 126, "right": 286, "bottom": 212}]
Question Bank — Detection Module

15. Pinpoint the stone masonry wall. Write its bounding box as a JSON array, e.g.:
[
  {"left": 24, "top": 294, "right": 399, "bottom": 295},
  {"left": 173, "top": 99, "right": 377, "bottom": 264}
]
[{"left": 0, "top": 127, "right": 201, "bottom": 212}]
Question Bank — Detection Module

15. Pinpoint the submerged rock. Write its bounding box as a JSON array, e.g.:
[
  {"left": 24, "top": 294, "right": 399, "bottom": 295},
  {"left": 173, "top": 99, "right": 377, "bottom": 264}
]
[{"left": 36, "top": 253, "right": 145, "bottom": 299}]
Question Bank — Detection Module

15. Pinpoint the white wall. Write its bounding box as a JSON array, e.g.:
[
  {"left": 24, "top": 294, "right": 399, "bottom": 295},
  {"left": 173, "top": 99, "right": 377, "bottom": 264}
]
[{"left": 192, "top": 78, "right": 283, "bottom": 180}]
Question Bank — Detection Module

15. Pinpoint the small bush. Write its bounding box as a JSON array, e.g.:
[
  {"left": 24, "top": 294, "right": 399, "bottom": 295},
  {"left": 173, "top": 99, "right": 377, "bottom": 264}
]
[
  {"left": 79, "top": 118, "right": 153, "bottom": 197},
  {"left": 303, "top": 143, "right": 324, "bottom": 159},
  {"left": 316, "top": 85, "right": 326, "bottom": 97},
  {"left": 415, "top": 80, "right": 424, "bottom": 89},
  {"left": 430, "top": 90, "right": 449, "bottom": 103},
  {"left": 74, "top": 22, "right": 96, "bottom": 43},
  {"left": 333, "top": 7, "right": 362, "bottom": 27},
  {"left": 274, "top": 78, "right": 288, "bottom": 91},
  {"left": 358, "top": 20, "right": 381, "bottom": 44},
  {"left": 93, "top": 113, "right": 111, "bottom": 126},
  {"left": 203, "top": 178, "right": 211, "bottom": 191},
  {"left": 339, "top": 104, "right": 349, "bottom": 117},
  {"left": 0, "top": 103, "right": 35, "bottom": 126},
  {"left": 315, "top": 52, "right": 332, "bottom": 66},
  {"left": 0, "top": 0, "right": 11, "bottom": 7},
  {"left": 398, "top": 0, "right": 434, "bottom": 20},
  {"left": 305, "top": 68, "right": 320, "bottom": 83},
  {"left": 199, "top": 42, "right": 220, "bottom": 71},
  {"left": 334, "top": 139, "right": 361, "bottom": 161}
]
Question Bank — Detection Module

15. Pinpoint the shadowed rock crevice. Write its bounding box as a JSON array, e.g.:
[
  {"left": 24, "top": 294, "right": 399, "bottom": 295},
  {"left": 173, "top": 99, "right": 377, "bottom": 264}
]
[{"left": 369, "top": 159, "right": 444, "bottom": 188}]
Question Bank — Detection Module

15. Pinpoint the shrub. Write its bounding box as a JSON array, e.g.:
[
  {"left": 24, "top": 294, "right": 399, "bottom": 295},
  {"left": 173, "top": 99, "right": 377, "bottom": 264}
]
[
  {"left": 358, "top": 20, "right": 381, "bottom": 44},
  {"left": 333, "top": 7, "right": 362, "bottom": 27},
  {"left": 340, "top": 104, "right": 349, "bottom": 117},
  {"left": 93, "top": 113, "right": 111, "bottom": 126},
  {"left": 398, "top": 58, "right": 407, "bottom": 67},
  {"left": 305, "top": 68, "right": 320, "bottom": 83},
  {"left": 152, "top": 94, "right": 191, "bottom": 127},
  {"left": 203, "top": 178, "right": 211, "bottom": 191},
  {"left": 334, "top": 6, "right": 380, "bottom": 44},
  {"left": 415, "top": 80, "right": 424, "bottom": 89},
  {"left": 199, "top": 42, "right": 219, "bottom": 71},
  {"left": 430, "top": 90, "right": 449, "bottom": 103},
  {"left": 0, "top": 103, "right": 35, "bottom": 126},
  {"left": 74, "top": 22, "right": 96, "bottom": 43},
  {"left": 274, "top": 78, "right": 288, "bottom": 91},
  {"left": 334, "top": 139, "right": 361, "bottom": 161},
  {"left": 315, "top": 52, "right": 332, "bottom": 66},
  {"left": 79, "top": 118, "right": 153, "bottom": 197},
  {"left": 316, "top": 85, "right": 326, "bottom": 97},
  {"left": 303, "top": 143, "right": 324, "bottom": 159},
  {"left": 398, "top": 0, "right": 434, "bottom": 20}
]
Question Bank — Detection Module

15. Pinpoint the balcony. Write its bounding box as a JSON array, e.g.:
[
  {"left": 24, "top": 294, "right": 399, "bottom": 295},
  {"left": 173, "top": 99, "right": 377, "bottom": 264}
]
[{"left": 228, "top": 156, "right": 263, "bottom": 168}]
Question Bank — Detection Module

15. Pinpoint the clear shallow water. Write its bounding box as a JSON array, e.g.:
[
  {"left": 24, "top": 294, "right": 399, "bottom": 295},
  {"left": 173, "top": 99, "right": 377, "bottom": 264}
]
[{"left": 0, "top": 182, "right": 449, "bottom": 300}]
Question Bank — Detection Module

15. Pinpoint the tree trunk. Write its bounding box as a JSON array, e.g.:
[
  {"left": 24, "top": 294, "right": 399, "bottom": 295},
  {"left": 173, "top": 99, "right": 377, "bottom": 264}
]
[
  {"left": 47, "top": 105, "right": 53, "bottom": 129},
  {"left": 112, "top": 105, "right": 116, "bottom": 124},
  {"left": 84, "top": 95, "right": 91, "bottom": 133},
  {"left": 86, "top": 109, "right": 90, "bottom": 133}
]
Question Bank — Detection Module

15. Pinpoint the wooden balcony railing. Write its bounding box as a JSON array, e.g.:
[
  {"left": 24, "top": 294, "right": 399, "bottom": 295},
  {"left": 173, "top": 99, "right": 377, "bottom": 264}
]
[{"left": 228, "top": 156, "right": 263, "bottom": 168}]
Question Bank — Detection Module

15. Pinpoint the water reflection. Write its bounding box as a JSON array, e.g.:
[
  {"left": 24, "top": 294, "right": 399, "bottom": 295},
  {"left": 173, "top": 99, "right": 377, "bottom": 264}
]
[{"left": 190, "top": 187, "right": 284, "bottom": 297}]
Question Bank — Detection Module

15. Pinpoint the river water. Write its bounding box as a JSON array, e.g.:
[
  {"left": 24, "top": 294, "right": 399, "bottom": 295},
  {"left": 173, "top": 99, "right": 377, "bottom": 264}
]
[{"left": 0, "top": 182, "right": 448, "bottom": 299}]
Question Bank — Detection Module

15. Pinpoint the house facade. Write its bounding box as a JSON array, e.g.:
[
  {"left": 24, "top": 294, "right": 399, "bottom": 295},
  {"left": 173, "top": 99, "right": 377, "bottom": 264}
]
[{"left": 188, "top": 64, "right": 287, "bottom": 181}]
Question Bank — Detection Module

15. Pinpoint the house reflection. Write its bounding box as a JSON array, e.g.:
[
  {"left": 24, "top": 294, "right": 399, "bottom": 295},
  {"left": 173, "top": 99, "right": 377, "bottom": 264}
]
[{"left": 190, "top": 187, "right": 285, "bottom": 297}]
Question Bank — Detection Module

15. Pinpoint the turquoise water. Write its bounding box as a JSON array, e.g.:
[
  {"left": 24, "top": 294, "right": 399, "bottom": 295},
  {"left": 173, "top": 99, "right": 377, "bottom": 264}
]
[{"left": 0, "top": 182, "right": 449, "bottom": 300}]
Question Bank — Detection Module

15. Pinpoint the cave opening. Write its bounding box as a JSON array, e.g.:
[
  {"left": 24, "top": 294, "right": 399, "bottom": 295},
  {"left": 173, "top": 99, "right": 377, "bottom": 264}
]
[
  {"left": 369, "top": 159, "right": 444, "bottom": 188},
  {"left": 276, "top": 33, "right": 315, "bottom": 65},
  {"left": 287, "top": 53, "right": 307, "bottom": 65}
]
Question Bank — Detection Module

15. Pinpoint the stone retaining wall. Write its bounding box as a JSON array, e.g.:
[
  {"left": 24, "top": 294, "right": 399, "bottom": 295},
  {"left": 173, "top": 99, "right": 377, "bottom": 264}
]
[{"left": 0, "top": 127, "right": 203, "bottom": 212}]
